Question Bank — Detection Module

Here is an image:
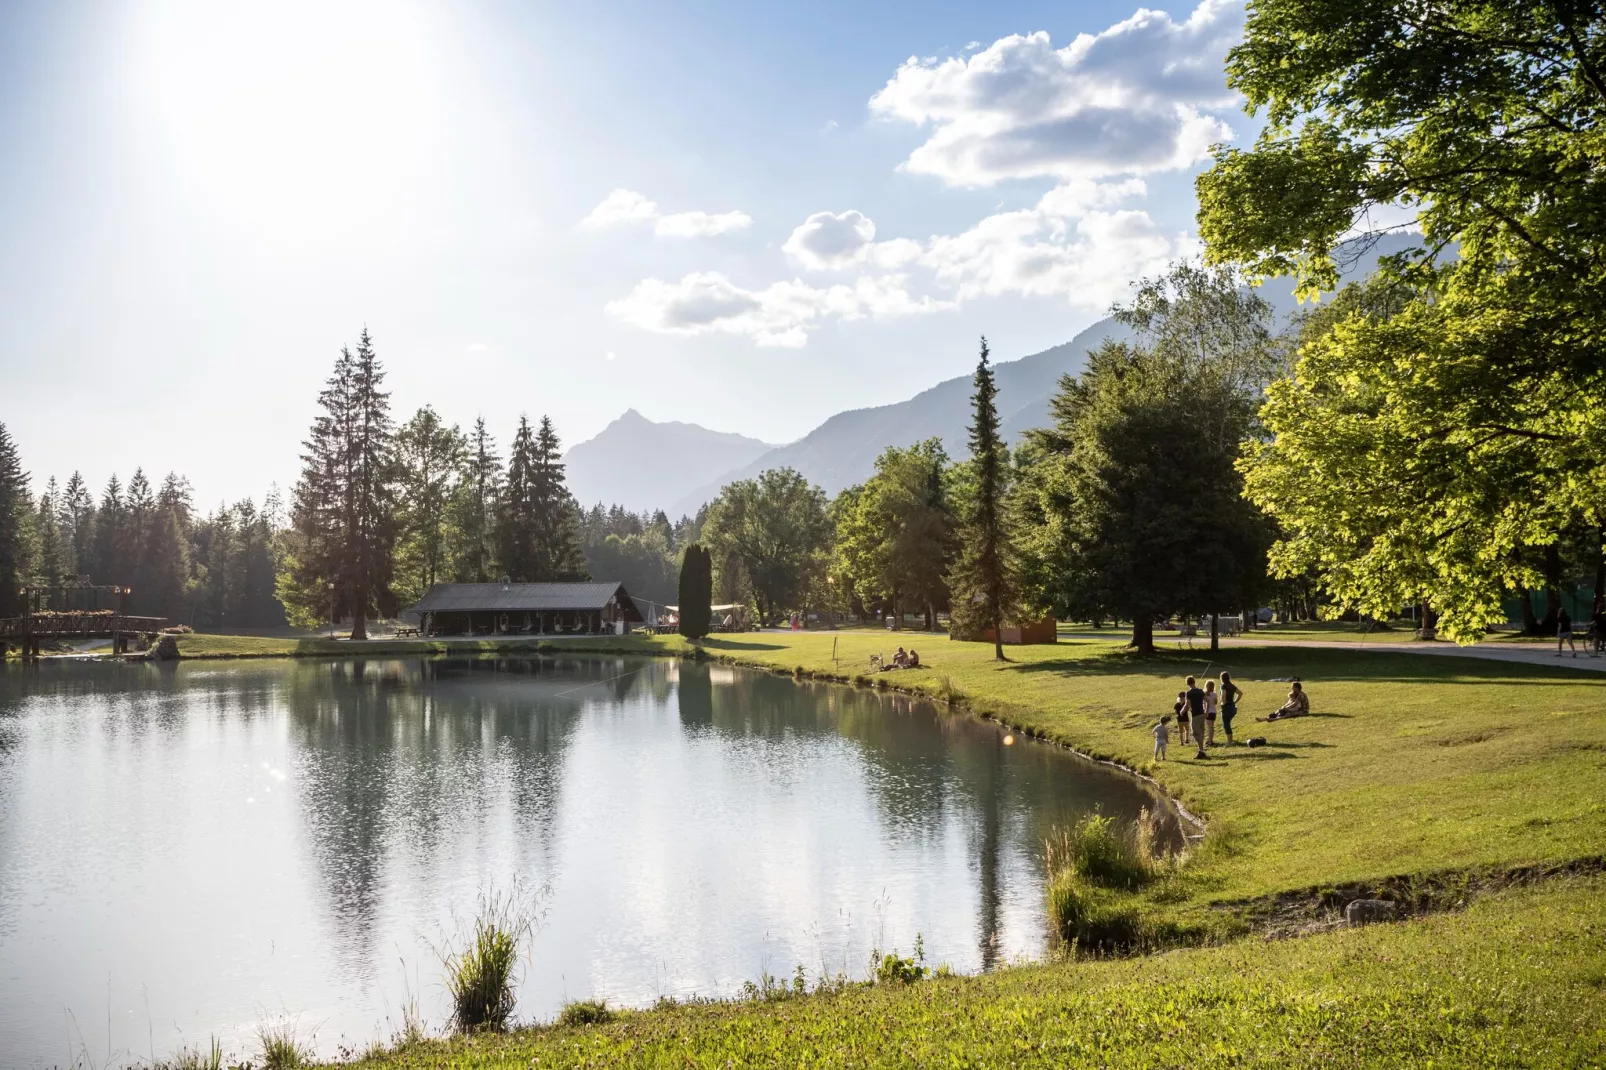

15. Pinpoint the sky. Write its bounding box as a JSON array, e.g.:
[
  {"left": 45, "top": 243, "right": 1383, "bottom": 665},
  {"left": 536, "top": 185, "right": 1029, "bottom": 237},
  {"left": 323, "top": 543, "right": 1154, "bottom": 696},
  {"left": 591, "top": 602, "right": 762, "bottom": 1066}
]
[{"left": 0, "top": 0, "right": 1256, "bottom": 507}]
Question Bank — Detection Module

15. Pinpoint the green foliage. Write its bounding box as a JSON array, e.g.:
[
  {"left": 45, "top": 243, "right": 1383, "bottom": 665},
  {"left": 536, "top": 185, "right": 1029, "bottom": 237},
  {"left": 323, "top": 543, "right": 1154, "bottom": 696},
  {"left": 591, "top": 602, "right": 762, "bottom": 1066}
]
[
  {"left": 871, "top": 934, "right": 928, "bottom": 984},
  {"left": 449, "top": 417, "right": 502, "bottom": 583},
  {"left": 1044, "top": 872, "right": 1143, "bottom": 954},
  {"left": 832, "top": 439, "right": 956, "bottom": 627},
  {"left": 498, "top": 416, "right": 588, "bottom": 584},
  {"left": 392, "top": 405, "right": 469, "bottom": 607},
  {"left": 948, "top": 338, "right": 1020, "bottom": 657},
  {"left": 1017, "top": 266, "right": 1275, "bottom": 652},
  {"left": 557, "top": 999, "right": 614, "bottom": 1026},
  {"left": 1197, "top": 0, "right": 1606, "bottom": 642},
  {"left": 677, "top": 543, "right": 713, "bottom": 640},
  {"left": 0, "top": 422, "right": 31, "bottom": 617},
  {"left": 1044, "top": 812, "right": 1158, "bottom": 893},
  {"left": 160, "top": 1036, "right": 223, "bottom": 1070},
  {"left": 703, "top": 468, "right": 830, "bottom": 625},
  {"left": 440, "top": 889, "right": 537, "bottom": 1034}
]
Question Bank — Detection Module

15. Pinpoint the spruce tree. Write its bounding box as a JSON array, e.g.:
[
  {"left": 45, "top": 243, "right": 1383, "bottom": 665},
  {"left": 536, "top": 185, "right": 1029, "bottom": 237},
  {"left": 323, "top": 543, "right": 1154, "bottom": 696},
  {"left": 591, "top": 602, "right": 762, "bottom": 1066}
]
[
  {"left": 35, "top": 478, "right": 66, "bottom": 586},
  {"left": 497, "top": 416, "right": 540, "bottom": 581},
  {"left": 0, "top": 422, "right": 28, "bottom": 616},
  {"left": 530, "top": 417, "right": 588, "bottom": 581},
  {"left": 949, "top": 337, "right": 1019, "bottom": 660},
  {"left": 453, "top": 416, "right": 501, "bottom": 582},
  {"left": 90, "top": 474, "right": 126, "bottom": 586},
  {"left": 678, "top": 543, "right": 712, "bottom": 640},
  {"left": 347, "top": 328, "right": 396, "bottom": 639},
  {"left": 59, "top": 471, "right": 93, "bottom": 579}
]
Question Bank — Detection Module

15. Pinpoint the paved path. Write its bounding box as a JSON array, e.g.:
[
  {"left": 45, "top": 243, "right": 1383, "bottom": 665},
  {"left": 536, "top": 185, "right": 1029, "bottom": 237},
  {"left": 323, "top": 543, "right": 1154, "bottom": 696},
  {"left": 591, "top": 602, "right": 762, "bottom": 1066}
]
[{"left": 1060, "top": 632, "right": 1606, "bottom": 673}]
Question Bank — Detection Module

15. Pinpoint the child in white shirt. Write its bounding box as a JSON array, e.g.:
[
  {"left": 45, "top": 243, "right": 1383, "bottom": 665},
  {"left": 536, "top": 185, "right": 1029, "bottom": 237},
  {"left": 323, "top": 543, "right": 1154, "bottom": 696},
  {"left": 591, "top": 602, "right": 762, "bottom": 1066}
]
[{"left": 1152, "top": 714, "right": 1172, "bottom": 761}]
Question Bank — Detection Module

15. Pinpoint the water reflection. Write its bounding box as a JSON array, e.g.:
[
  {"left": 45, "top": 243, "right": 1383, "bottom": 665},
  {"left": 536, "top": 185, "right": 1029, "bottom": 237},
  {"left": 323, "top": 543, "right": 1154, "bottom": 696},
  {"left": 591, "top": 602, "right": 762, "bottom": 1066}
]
[{"left": 0, "top": 656, "right": 1175, "bottom": 1065}]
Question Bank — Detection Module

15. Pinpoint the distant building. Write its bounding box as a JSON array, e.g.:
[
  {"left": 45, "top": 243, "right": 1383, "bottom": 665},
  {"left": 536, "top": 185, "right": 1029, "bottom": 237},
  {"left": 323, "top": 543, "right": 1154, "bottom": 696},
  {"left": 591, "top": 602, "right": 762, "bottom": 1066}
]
[{"left": 410, "top": 582, "right": 644, "bottom": 636}]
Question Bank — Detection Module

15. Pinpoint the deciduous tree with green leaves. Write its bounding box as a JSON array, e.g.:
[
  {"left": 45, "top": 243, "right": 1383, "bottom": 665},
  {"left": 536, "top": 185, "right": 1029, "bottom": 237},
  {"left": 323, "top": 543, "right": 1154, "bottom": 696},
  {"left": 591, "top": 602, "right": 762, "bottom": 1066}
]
[
  {"left": 1197, "top": 0, "right": 1606, "bottom": 641},
  {"left": 703, "top": 468, "right": 830, "bottom": 626},
  {"left": 833, "top": 439, "right": 956, "bottom": 630}
]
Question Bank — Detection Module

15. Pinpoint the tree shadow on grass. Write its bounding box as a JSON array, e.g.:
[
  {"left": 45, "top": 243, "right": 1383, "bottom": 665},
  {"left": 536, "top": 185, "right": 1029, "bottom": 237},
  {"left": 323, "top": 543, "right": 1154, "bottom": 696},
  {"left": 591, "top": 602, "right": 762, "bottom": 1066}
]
[{"left": 699, "top": 638, "right": 788, "bottom": 652}]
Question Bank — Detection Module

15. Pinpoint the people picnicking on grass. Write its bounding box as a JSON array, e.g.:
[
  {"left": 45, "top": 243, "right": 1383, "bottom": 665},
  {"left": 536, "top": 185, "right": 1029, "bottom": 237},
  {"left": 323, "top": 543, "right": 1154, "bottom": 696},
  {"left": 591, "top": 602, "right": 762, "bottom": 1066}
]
[
  {"left": 1260, "top": 680, "right": 1310, "bottom": 721},
  {"left": 873, "top": 647, "right": 923, "bottom": 671}
]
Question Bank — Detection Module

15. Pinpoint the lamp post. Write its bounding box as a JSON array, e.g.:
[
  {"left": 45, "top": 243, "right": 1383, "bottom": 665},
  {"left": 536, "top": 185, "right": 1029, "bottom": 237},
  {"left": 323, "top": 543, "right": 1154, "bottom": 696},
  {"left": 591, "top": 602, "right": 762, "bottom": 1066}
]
[{"left": 328, "top": 582, "right": 337, "bottom": 639}]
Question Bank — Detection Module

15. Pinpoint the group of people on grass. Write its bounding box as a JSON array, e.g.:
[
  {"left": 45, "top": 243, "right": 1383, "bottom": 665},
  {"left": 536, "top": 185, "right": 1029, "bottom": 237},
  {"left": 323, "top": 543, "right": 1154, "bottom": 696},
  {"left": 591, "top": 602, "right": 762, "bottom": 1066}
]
[
  {"left": 1555, "top": 607, "right": 1606, "bottom": 658},
  {"left": 879, "top": 646, "right": 922, "bottom": 671},
  {"left": 1152, "top": 674, "right": 1310, "bottom": 761}
]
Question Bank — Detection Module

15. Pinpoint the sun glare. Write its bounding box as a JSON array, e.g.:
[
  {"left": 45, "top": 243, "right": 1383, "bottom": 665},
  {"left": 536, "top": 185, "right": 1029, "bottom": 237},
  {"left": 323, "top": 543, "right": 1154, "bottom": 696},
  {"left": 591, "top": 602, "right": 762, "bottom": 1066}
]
[{"left": 125, "top": 0, "right": 447, "bottom": 247}]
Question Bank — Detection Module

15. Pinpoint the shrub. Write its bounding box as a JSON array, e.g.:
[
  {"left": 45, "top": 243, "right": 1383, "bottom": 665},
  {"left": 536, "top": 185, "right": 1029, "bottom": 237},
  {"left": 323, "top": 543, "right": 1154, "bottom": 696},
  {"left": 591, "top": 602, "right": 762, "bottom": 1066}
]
[
  {"left": 160, "top": 1038, "right": 223, "bottom": 1070},
  {"left": 440, "top": 889, "right": 537, "bottom": 1033},
  {"left": 871, "top": 934, "right": 928, "bottom": 984},
  {"left": 559, "top": 999, "right": 614, "bottom": 1026}
]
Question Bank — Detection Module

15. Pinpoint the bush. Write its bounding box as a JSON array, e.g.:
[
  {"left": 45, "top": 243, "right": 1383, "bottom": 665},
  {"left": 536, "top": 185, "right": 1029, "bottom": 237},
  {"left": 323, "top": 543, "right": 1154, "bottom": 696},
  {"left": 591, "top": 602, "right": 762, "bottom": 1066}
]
[
  {"left": 257, "top": 1020, "right": 309, "bottom": 1069},
  {"left": 558, "top": 999, "right": 614, "bottom": 1026},
  {"left": 440, "top": 889, "right": 537, "bottom": 1033}
]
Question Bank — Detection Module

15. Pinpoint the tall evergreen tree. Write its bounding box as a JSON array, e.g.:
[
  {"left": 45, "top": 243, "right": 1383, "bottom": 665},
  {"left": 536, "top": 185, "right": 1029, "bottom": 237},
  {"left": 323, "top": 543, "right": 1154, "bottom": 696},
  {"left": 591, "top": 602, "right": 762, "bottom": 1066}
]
[
  {"left": 678, "top": 543, "right": 713, "bottom": 640},
  {"left": 59, "top": 471, "right": 93, "bottom": 579},
  {"left": 278, "top": 330, "right": 396, "bottom": 636},
  {"left": 529, "top": 417, "right": 588, "bottom": 581},
  {"left": 451, "top": 416, "right": 501, "bottom": 582},
  {"left": 90, "top": 474, "right": 126, "bottom": 586},
  {"left": 0, "top": 423, "right": 29, "bottom": 616},
  {"left": 949, "top": 338, "right": 1019, "bottom": 660},
  {"left": 497, "top": 415, "right": 541, "bottom": 581},
  {"left": 34, "top": 477, "right": 66, "bottom": 587}
]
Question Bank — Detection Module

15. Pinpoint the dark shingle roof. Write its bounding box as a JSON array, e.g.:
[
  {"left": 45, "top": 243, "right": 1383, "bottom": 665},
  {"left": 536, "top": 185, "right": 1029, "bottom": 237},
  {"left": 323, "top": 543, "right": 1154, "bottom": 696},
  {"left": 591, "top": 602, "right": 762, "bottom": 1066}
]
[{"left": 412, "top": 582, "right": 639, "bottom": 617}]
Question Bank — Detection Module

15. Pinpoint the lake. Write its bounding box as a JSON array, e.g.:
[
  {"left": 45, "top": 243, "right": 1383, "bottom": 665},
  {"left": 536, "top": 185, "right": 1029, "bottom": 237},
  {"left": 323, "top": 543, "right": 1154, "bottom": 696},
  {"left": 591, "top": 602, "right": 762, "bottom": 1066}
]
[{"left": 0, "top": 655, "right": 1176, "bottom": 1065}]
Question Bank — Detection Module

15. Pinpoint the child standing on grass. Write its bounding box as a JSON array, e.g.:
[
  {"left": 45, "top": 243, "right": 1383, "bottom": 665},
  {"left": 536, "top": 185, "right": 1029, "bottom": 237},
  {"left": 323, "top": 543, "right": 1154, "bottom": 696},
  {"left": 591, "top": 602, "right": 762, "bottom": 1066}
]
[
  {"left": 1173, "top": 690, "right": 1190, "bottom": 745},
  {"left": 1152, "top": 714, "right": 1171, "bottom": 761},
  {"left": 1204, "top": 679, "right": 1219, "bottom": 746}
]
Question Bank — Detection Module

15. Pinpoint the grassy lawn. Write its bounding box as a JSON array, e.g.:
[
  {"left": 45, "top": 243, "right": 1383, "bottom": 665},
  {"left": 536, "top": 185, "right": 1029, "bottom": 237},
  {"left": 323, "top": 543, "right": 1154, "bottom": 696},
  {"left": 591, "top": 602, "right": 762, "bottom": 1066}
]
[{"left": 344, "top": 875, "right": 1606, "bottom": 1068}]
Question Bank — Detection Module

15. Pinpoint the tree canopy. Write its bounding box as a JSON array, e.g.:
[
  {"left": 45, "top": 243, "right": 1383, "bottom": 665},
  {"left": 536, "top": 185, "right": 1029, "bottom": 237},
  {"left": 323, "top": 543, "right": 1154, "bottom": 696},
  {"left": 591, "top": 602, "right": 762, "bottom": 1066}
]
[{"left": 703, "top": 468, "right": 830, "bottom": 626}]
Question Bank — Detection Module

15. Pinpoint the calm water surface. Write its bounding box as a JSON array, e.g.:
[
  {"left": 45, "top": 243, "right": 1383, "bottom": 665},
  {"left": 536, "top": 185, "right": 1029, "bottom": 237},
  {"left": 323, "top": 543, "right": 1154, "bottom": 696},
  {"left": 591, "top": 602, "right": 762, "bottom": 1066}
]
[{"left": 0, "top": 656, "right": 1174, "bottom": 1065}]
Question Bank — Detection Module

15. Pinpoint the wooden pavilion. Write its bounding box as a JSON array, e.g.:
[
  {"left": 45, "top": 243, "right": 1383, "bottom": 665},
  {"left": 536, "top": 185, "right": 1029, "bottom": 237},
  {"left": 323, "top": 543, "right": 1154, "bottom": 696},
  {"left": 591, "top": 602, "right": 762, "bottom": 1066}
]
[{"left": 410, "top": 581, "right": 644, "bottom": 637}]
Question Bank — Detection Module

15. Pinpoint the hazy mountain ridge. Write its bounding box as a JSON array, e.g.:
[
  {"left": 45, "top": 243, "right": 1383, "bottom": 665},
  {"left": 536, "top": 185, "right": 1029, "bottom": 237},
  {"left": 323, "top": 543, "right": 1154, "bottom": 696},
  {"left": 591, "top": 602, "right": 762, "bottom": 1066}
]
[{"left": 564, "top": 409, "right": 776, "bottom": 513}]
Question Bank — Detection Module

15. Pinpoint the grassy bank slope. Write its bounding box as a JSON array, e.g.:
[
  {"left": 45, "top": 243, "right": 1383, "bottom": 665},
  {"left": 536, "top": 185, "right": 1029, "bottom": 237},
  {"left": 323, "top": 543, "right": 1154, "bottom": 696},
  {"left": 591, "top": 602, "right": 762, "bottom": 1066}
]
[{"left": 346, "top": 876, "right": 1606, "bottom": 1068}]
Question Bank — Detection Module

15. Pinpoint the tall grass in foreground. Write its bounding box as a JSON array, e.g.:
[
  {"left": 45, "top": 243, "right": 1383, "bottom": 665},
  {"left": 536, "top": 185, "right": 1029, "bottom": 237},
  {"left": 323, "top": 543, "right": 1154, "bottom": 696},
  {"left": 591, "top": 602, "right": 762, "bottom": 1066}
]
[
  {"left": 158, "top": 1037, "right": 223, "bottom": 1070},
  {"left": 256, "top": 1019, "right": 310, "bottom": 1069},
  {"left": 1044, "top": 810, "right": 1167, "bottom": 953},
  {"left": 438, "top": 887, "right": 539, "bottom": 1033}
]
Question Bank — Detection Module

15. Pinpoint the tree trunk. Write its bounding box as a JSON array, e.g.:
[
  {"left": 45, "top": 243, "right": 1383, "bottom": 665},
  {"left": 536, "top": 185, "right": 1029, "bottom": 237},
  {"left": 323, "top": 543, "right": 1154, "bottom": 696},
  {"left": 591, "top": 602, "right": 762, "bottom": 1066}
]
[
  {"left": 1130, "top": 616, "right": 1155, "bottom": 655},
  {"left": 1521, "top": 589, "right": 1541, "bottom": 635},
  {"left": 1543, "top": 543, "right": 1563, "bottom": 633},
  {"left": 350, "top": 579, "right": 368, "bottom": 641},
  {"left": 1210, "top": 612, "right": 1219, "bottom": 653},
  {"left": 1594, "top": 525, "right": 1605, "bottom": 616},
  {"left": 926, "top": 601, "right": 936, "bottom": 631}
]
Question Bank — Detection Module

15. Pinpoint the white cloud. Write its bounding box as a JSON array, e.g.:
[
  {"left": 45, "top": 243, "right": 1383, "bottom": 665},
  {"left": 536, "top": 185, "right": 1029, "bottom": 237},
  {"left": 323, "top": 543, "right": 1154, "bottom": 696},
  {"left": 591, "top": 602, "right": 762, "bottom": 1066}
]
[
  {"left": 783, "top": 210, "right": 877, "bottom": 269},
  {"left": 581, "top": 189, "right": 751, "bottom": 237},
  {"left": 868, "top": 0, "right": 1243, "bottom": 185},
  {"left": 582, "top": 189, "right": 658, "bottom": 227},
  {"left": 654, "top": 209, "right": 752, "bottom": 238},
  {"left": 605, "top": 271, "right": 951, "bottom": 348}
]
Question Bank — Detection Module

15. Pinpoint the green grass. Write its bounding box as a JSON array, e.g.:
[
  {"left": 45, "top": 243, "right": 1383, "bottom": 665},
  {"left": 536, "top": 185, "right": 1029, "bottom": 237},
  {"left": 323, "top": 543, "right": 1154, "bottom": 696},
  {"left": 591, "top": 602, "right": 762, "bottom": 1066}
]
[
  {"left": 337, "top": 876, "right": 1606, "bottom": 1068},
  {"left": 440, "top": 891, "right": 536, "bottom": 1034}
]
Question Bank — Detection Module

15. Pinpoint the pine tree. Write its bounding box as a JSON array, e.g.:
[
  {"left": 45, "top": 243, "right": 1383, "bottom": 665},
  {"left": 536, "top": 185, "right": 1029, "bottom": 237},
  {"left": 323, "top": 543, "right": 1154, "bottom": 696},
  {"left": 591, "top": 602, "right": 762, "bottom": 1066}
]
[
  {"left": 497, "top": 416, "right": 541, "bottom": 581},
  {"left": 59, "top": 471, "right": 93, "bottom": 579},
  {"left": 90, "top": 474, "right": 126, "bottom": 586},
  {"left": 278, "top": 330, "right": 397, "bottom": 636},
  {"left": 530, "top": 417, "right": 588, "bottom": 581},
  {"left": 949, "top": 337, "right": 1019, "bottom": 660},
  {"left": 678, "top": 543, "right": 713, "bottom": 640},
  {"left": 393, "top": 405, "right": 467, "bottom": 604},
  {"left": 452, "top": 417, "right": 501, "bottom": 582},
  {"left": 0, "top": 422, "right": 29, "bottom": 616},
  {"left": 35, "top": 477, "right": 66, "bottom": 586}
]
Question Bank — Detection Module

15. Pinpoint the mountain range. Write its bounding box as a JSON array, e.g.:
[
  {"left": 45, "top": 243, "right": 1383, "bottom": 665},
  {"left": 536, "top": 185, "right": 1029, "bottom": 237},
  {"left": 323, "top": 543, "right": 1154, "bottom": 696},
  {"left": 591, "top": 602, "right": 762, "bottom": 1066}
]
[{"left": 564, "top": 234, "right": 1420, "bottom": 517}]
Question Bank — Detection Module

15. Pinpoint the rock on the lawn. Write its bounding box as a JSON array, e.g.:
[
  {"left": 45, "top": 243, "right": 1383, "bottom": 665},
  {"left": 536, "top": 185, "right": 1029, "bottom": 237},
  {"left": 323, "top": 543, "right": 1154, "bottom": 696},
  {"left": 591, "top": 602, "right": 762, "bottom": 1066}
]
[{"left": 1343, "top": 898, "right": 1399, "bottom": 927}]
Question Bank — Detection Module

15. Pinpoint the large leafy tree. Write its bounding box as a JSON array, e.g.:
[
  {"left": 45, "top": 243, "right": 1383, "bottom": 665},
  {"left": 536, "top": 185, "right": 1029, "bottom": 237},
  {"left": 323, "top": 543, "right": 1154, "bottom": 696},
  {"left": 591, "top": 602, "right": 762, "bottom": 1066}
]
[
  {"left": 948, "top": 338, "right": 1019, "bottom": 659},
  {"left": 392, "top": 405, "right": 467, "bottom": 604},
  {"left": 1197, "top": 0, "right": 1606, "bottom": 640},
  {"left": 704, "top": 467, "right": 830, "bottom": 626},
  {"left": 834, "top": 439, "right": 956, "bottom": 630},
  {"left": 1020, "top": 267, "right": 1277, "bottom": 654}
]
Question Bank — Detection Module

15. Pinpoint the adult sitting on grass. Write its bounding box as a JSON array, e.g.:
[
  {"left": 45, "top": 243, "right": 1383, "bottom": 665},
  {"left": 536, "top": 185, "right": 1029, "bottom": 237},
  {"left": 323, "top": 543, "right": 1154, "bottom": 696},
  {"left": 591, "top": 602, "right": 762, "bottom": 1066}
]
[
  {"left": 1260, "top": 681, "right": 1310, "bottom": 721},
  {"left": 907, "top": 649, "right": 921, "bottom": 668}
]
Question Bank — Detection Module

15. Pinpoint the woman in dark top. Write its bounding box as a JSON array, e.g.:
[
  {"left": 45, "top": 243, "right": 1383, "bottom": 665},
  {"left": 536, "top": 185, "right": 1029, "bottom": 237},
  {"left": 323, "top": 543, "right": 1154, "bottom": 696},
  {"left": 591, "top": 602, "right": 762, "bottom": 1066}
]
[{"left": 1218, "top": 671, "right": 1243, "bottom": 744}]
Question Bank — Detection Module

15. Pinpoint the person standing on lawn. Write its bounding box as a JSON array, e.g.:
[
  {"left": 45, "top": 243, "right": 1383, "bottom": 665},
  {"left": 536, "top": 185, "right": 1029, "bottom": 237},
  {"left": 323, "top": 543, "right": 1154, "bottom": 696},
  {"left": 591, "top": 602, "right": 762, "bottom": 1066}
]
[
  {"left": 1203, "top": 679, "right": 1219, "bottom": 746},
  {"left": 1184, "top": 676, "right": 1208, "bottom": 760},
  {"left": 1557, "top": 608, "right": 1577, "bottom": 658},
  {"left": 1152, "top": 714, "right": 1171, "bottom": 761},
  {"left": 1218, "top": 672, "right": 1243, "bottom": 744}
]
